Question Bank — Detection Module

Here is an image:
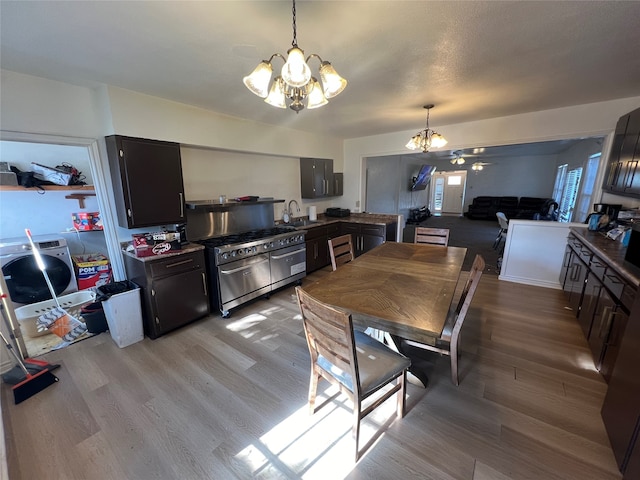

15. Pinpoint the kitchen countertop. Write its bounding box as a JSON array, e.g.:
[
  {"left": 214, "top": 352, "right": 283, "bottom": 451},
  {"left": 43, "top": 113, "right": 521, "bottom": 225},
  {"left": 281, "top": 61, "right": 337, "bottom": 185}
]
[
  {"left": 570, "top": 227, "right": 640, "bottom": 288},
  {"left": 284, "top": 213, "right": 400, "bottom": 229},
  {"left": 121, "top": 242, "right": 204, "bottom": 262}
]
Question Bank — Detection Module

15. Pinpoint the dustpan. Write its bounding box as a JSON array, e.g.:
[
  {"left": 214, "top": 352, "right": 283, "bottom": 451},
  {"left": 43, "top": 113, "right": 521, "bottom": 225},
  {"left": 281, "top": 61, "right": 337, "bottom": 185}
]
[{"left": 24, "top": 229, "right": 87, "bottom": 342}]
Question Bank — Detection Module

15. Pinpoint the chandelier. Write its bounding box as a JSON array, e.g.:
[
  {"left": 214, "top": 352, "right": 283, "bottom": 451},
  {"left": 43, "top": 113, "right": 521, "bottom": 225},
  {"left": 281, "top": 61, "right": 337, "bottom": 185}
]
[
  {"left": 405, "top": 105, "right": 448, "bottom": 152},
  {"left": 242, "top": 0, "right": 347, "bottom": 113}
]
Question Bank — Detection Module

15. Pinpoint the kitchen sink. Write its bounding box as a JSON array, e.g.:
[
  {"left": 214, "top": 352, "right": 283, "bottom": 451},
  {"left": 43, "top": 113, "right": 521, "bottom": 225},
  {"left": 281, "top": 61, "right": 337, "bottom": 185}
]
[{"left": 290, "top": 220, "right": 320, "bottom": 227}]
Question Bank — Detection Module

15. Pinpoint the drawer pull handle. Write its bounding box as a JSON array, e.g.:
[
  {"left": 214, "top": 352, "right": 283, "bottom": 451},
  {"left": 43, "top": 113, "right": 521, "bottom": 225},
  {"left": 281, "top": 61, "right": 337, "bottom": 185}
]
[
  {"left": 604, "top": 273, "right": 623, "bottom": 285},
  {"left": 166, "top": 259, "right": 194, "bottom": 268},
  {"left": 201, "top": 272, "right": 207, "bottom": 296}
]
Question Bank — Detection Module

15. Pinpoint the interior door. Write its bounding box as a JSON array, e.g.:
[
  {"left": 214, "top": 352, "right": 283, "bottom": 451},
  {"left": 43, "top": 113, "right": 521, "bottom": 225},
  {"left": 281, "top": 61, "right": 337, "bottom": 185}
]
[{"left": 431, "top": 171, "right": 466, "bottom": 215}]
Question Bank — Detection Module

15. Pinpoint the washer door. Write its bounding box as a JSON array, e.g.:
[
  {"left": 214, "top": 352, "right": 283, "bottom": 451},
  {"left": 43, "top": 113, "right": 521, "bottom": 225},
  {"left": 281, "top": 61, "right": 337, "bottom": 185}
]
[{"left": 2, "top": 255, "right": 72, "bottom": 305}]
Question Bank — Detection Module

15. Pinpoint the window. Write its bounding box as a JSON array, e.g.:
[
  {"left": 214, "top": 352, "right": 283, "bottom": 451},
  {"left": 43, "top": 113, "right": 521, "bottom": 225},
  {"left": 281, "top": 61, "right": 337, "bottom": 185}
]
[
  {"left": 575, "top": 154, "right": 601, "bottom": 223},
  {"left": 558, "top": 167, "right": 583, "bottom": 222},
  {"left": 447, "top": 175, "right": 462, "bottom": 186}
]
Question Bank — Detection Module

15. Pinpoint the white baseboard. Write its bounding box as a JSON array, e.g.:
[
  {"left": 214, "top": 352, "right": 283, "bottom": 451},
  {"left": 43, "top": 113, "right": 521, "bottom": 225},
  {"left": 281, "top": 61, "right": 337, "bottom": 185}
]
[{"left": 498, "top": 274, "right": 562, "bottom": 290}]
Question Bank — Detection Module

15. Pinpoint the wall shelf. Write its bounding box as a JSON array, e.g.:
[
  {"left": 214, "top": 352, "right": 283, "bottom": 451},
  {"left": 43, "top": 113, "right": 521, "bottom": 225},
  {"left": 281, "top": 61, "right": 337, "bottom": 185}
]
[{"left": 0, "top": 185, "right": 94, "bottom": 192}]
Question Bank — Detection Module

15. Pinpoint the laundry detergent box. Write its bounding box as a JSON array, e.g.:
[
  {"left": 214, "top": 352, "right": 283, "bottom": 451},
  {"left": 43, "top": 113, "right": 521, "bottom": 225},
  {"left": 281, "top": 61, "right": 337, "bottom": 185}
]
[
  {"left": 132, "top": 231, "right": 181, "bottom": 257},
  {"left": 72, "top": 212, "right": 103, "bottom": 231},
  {"left": 72, "top": 253, "right": 112, "bottom": 289}
]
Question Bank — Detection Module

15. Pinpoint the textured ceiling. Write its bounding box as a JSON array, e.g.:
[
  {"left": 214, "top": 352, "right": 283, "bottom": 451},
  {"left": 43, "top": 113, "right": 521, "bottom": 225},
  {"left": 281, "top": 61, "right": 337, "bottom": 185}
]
[{"left": 2, "top": 1, "right": 640, "bottom": 140}]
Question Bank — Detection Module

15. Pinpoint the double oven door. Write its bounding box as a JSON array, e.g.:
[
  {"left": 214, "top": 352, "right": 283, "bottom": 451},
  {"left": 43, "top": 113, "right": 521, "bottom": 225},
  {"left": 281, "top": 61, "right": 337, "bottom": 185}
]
[
  {"left": 217, "top": 253, "right": 271, "bottom": 313},
  {"left": 270, "top": 244, "right": 306, "bottom": 290}
]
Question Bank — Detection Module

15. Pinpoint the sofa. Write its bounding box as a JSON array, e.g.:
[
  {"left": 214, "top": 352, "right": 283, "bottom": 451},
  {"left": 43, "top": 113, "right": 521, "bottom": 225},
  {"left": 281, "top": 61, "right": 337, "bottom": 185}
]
[{"left": 466, "top": 196, "right": 558, "bottom": 220}]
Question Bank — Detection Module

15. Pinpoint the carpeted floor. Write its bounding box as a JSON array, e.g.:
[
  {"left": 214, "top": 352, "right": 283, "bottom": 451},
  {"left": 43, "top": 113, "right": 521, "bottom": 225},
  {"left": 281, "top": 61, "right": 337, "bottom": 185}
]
[{"left": 402, "top": 215, "right": 502, "bottom": 274}]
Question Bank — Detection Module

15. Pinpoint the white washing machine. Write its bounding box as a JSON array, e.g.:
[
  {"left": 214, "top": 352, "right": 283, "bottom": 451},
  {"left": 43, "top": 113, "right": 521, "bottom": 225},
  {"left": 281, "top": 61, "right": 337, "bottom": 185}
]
[{"left": 0, "top": 234, "right": 78, "bottom": 308}]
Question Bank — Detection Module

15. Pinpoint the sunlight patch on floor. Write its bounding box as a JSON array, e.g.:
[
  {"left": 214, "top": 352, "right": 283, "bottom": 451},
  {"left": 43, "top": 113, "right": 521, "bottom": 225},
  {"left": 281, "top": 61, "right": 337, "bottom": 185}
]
[{"left": 234, "top": 384, "right": 400, "bottom": 479}]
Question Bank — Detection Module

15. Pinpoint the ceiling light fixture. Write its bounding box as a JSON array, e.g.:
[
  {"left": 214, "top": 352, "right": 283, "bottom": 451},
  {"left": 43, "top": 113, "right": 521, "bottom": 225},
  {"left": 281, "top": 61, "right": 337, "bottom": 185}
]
[
  {"left": 450, "top": 153, "right": 465, "bottom": 165},
  {"left": 471, "top": 163, "right": 484, "bottom": 171},
  {"left": 242, "top": 0, "right": 347, "bottom": 113},
  {"left": 406, "top": 104, "right": 448, "bottom": 153}
]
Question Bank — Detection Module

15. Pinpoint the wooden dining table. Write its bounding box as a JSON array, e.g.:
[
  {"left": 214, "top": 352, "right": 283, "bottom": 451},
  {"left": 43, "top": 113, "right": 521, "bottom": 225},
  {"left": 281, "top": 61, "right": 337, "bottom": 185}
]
[{"left": 303, "top": 241, "right": 468, "bottom": 348}]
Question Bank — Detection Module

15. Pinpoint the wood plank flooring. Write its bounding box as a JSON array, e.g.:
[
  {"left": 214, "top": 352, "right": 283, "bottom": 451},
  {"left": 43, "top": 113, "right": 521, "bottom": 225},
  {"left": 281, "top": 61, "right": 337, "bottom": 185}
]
[{"left": 2, "top": 268, "right": 622, "bottom": 479}]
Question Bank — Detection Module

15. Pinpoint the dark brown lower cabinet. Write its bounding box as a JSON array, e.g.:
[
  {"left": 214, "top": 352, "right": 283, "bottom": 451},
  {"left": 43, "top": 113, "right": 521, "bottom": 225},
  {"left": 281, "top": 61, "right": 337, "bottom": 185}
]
[
  {"left": 601, "top": 296, "right": 640, "bottom": 478},
  {"left": 123, "top": 248, "right": 210, "bottom": 339}
]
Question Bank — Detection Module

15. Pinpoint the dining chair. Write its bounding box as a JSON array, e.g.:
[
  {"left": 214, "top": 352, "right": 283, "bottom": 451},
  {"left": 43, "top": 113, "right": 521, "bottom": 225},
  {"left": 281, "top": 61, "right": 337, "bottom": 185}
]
[
  {"left": 493, "top": 212, "right": 509, "bottom": 251},
  {"left": 295, "top": 286, "right": 411, "bottom": 461},
  {"left": 414, "top": 227, "right": 450, "bottom": 246},
  {"left": 403, "top": 254, "right": 485, "bottom": 386},
  {"left": 328, "top": 234, "right": 355, "bottom": 271}
]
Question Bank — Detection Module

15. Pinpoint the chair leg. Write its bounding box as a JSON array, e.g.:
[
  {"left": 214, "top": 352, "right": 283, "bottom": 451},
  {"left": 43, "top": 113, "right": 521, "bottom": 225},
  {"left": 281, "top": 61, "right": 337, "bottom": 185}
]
[
  {"left": 308, "top": 369, "right": 319, "bottom": 414},
  {"left": 450, "top": 341, "right": 460, "bottom": 386},
  {"left": 397, "top": 372, "right": 406, "bottom": 418},
  {"left": 353, "top": 401, "right": 362, "bottom": 461}
]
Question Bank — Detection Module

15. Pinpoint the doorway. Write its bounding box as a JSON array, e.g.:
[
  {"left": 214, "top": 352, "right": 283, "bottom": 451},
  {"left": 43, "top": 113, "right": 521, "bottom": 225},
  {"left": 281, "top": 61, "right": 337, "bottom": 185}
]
[{"left": 430, "top": 171, "right": 467, "bottom": 216}]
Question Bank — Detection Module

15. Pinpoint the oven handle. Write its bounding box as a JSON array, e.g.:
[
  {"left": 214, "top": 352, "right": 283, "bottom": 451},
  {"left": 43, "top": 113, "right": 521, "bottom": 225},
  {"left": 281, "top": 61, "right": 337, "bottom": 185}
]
[
  {"left": 219, "top": 256, "right": 269, "bottom": 274},
  {"left": 271, "top": 248, "right": 306, "bottom": 260}
]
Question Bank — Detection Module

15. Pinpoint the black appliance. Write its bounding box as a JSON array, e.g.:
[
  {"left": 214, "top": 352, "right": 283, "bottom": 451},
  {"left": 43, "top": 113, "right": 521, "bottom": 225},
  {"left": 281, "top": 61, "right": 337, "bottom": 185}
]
[
  {"left": 198, "top": 227, "right": 306, "bottom": 317},
  {"left": 593, "top": 203, "right": 623, "bottom": 221},
  {"left": 410, "top": 165, "right": 436, "bottom": 191},
  {"left": 625, "top": 224, "right": 640, "bottom": 268},
  {"left": 325, "top": 208, "right": 351, "bottom": 217}
]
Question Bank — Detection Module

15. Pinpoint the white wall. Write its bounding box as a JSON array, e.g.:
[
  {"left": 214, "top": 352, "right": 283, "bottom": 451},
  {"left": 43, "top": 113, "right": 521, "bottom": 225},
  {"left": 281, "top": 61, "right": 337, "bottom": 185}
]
[
  {"left": 343, "top": 97, "right": 640, "bottom": 214},
  {"left": 180, "top": 147, "right": 337, "bottom": 220}
]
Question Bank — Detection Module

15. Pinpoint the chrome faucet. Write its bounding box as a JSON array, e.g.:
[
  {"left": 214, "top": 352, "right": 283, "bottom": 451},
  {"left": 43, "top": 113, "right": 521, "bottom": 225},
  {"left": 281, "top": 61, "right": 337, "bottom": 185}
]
[{"left": 288, "top": 199, "right": 301, "bottom": 218}]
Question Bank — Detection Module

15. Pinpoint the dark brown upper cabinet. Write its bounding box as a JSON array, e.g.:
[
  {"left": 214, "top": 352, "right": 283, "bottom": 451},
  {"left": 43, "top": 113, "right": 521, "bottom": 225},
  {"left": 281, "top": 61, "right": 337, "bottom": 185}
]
[
  {"left": 106, "top": 135, "right": 185, "bottom": 228},
  {"left": 604, "top": 107, "right": 640, "bottom": 198}
]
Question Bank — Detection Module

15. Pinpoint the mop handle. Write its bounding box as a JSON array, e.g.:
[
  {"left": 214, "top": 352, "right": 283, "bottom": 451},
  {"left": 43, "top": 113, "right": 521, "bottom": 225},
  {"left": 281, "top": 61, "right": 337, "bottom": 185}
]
[{"left": 24, "top": 229, "right": 61, "bottom": 309}]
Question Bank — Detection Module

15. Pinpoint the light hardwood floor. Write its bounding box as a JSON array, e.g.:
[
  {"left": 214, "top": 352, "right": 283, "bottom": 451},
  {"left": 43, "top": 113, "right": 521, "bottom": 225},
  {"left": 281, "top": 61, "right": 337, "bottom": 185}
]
[{"left": 2, "top": 268, "right": 622, "bottom": 479}]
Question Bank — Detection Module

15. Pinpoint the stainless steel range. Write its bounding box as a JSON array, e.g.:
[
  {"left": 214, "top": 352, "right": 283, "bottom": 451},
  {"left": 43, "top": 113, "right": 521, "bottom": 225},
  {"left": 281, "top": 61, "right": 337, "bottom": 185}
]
[{"left": 186, "top": 199, "right": 306, "bottom": 317}]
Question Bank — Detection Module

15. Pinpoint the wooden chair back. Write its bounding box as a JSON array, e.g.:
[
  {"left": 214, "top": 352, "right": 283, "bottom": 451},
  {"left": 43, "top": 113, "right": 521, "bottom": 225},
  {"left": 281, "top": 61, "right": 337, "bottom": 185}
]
[
  {"left": 295, "top": 286, "right": 409, "bottom": 460},
  {"left": 451, "top": 254, "right": 485, "bottom": 340},
  {"left": 403, "top": 254, "right": 485, "bottom": 385},
  {"left": 328, "top": 234, "right": 355, "bottom": 271},
  {"left": 414, "top": 227, "right": 450, "bottom": 246},
  {"left": 297, "top": 286, "right": 359, "bottom": 400}
]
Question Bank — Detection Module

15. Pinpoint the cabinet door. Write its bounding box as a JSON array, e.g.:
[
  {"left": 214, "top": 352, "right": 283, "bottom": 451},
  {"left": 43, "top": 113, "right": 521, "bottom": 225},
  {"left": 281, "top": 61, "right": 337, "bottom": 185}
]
[
  {"left": 578, "top": 271, "right": 601, "bottom": 339},
  {"left": 341, "top": 223, "right": 362, "bottom": 255},
  {"left": 588, "top": 286, "right": 616, "bottom": 369},
  {"left": 620, "top": 110, "right": 640, "bottom": 192},
  {"left": 107, "top": 135, "right": 185, "bottom": 228},
  {"left": 151, "top": 269, "right": 209, "bottom": 337},
  {"left": 360, "top": 225, "right": 385, "bottom": 254},
  {"left": 600, "top": 306, "right": 629, "bottom": 382},
  {"left": 300, "top": 158, "right": 333, "bottom": 198},
  {"left": 566, "top": 253, "right": 588, "bottom": 314},
  {"left": 601, "top": 296, "right": 640, "bottom": 472},
  {"left": 604, "top": 114, "right": 630, "bottom": 192}
]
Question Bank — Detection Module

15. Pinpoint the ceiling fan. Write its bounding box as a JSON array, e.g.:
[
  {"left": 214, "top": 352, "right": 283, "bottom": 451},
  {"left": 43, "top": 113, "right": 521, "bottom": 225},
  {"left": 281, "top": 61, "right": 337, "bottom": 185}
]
[
  {"left": 445, "top": 150, "right": 483, "bottom": 165},
  {"left": 470, "top": 161, "right": 492, "bottom": 171}
]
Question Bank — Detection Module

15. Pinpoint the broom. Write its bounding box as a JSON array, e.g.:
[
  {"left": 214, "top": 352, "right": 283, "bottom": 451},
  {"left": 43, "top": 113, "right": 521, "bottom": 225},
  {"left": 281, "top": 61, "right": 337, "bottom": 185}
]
[{"left": 0, "top": 321, "right": 58, "bottom": 404}]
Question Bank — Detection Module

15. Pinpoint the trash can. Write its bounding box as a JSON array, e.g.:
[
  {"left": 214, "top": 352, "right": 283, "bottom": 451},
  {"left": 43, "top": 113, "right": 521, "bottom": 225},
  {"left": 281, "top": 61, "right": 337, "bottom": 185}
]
[
  {"left": 96, "top": 280, "right": 143, "bottom": 348},
  {"left": 80, "top": 301, "right": 108, "bottom": 334}
]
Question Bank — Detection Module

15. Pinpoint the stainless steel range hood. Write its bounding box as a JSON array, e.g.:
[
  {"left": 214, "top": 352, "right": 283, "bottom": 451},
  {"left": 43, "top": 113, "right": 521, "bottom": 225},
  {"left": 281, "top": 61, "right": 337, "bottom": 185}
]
[{"left": 185, "top": 198, "right": 286, "bottom": 241}]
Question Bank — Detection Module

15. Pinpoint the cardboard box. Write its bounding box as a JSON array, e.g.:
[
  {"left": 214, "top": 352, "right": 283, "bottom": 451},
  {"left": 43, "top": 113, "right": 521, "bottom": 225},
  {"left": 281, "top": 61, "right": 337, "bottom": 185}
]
[
  {"left": 72, "top": 212, "right": 103, "bottom": 231},
  {"left": 72, "top": 254, "right": 112, "bottom": 290},
  {"left": 132, "top": 232, "right": 181, "bottom": 257}
]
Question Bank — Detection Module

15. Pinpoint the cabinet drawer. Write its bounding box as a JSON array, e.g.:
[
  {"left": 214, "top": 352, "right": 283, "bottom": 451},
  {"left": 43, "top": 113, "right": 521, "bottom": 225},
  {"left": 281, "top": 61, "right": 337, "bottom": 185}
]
[
  {"left": 148, "top": 251, "right": 205, "bottom": 278},
  {"left": 360, "top": 225, "right": 385, "bottom": 236},
  {"left": 602, "top": 269, "right": 631, "bottom": 308},
  {"left": 590, "top": 255, "right": 608, "bottom": 282},
  {"left": 303, "top": 225, "right": 327, "bottom": 240},
  {"left": 326, "top": 223, "right": 341, "bottom": 237}
]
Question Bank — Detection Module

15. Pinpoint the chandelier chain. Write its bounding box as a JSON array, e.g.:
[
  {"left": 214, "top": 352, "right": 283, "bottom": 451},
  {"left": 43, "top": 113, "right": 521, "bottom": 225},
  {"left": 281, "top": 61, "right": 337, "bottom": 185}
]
[{"left": 291, "top": 0, "right": 297, "bottom": 47}]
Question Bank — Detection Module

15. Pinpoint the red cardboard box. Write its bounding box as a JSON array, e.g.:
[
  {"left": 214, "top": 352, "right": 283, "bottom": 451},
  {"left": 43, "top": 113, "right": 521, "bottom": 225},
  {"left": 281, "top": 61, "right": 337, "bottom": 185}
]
[
  {"left": 132, "top": 232, "right": 181, "bottom": 257},
  {"left": 72, "top": 254, "right": 112, "bottom": 289},
  {"left": 72, "top": 212, "right": 103, "bottom": 231}
]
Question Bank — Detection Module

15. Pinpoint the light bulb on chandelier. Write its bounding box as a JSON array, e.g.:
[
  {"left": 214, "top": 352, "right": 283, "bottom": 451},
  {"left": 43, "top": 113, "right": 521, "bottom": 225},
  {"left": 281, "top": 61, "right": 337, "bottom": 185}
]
[{"left": 243, "top": 0, "right": 347, "bottom": 113}]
